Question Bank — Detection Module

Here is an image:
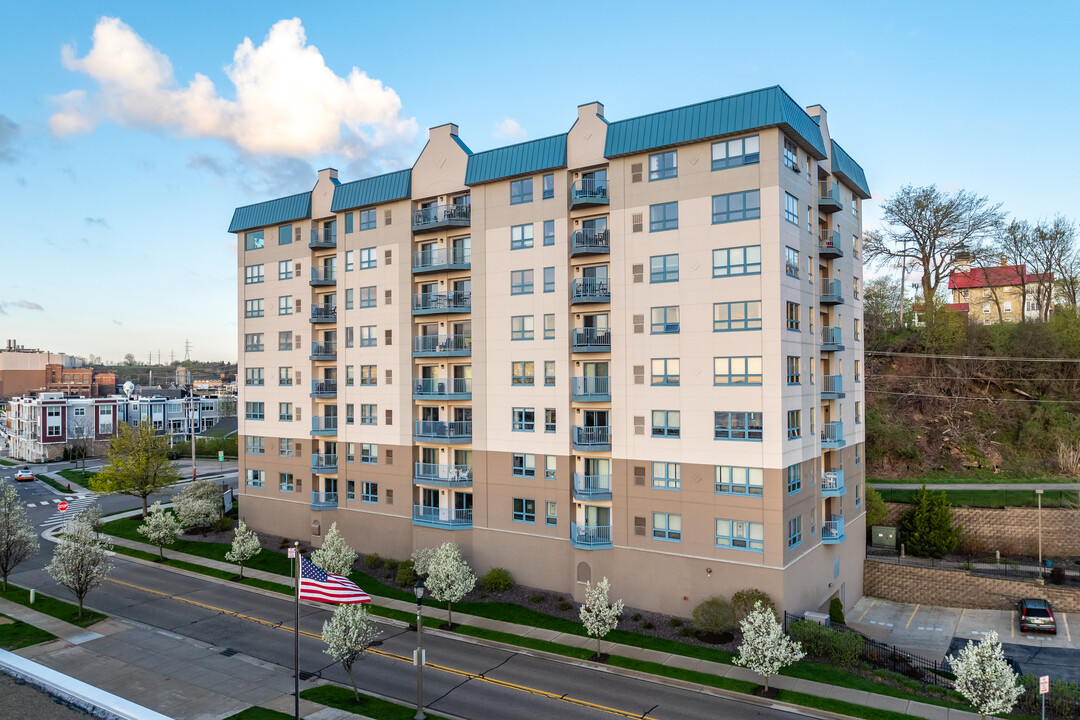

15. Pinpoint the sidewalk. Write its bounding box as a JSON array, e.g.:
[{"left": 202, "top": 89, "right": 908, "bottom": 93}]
[{"left": 95, "top": 531, "right": 985, "bottom": 720}]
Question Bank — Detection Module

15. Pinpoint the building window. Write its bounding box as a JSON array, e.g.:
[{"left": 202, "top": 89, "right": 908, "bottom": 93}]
[
  {"left": 360, "top": 325, "right": 376, "bottom": 347},
  {"left": 345, "top": 250, "right": 354, "bottom": 272},
  {"left": 510, "top": 178, "right": 533, "bottom": 204},
  {"left": 511, "top": 315, "right": 534, "bottom": 340},
  {"left": 244, "top": 333, "right": 264, "bottom": 352},
  {"left": 512, "top": 407, "right": 535, "bottom": 431},
  {"left": 787, "top": 465, "right": 802, "bottom": 494},
  {"left": 245, "top": 367, "right": 264, "bottom": 386},
  {"left": 714, "top": 411, "right": 763, "bottom": 441},
  {"left": 853, "top": 235, "right": 860, "bottom": 258},
  {"left": 359, "top": 247, "right": 376, "bottom": 270},
  {"left": 784, "top": 192, "right": 799, "bottom": 225},
  {"left": 512, "top": 453, "right": 535, "bottom": 477},
  {"left": 714, "top": 301, "right": 762, "bottom": 332},
  {"left": 511, "top": 269, "right": 534, "bottom": 295},
  {"left": 344, "top": 213, "right": 354, "bottom": 234},
  {"left": 856, "top": 483, "right": 862, "bottom": 507},
  {"left": 279, "top": 402, "right": 293, "bottom": 421},
  {"left": 651, "top": 306, "right": 679, "bottom": 334},
  {"left": 513, "top": 498, "right": 535, "bottom": 523},
  {"left": 245, "top": 230, "right": 264, "bottom": 251},
  {"left": 345, "top": 327, "right": 354, "bottom": 348},
  {"left": 544, "top": 360, "right": 555, "bottom": 386},
  {"left": 788, "top": 516, "right": 802, "bottom": 549},
  {"left": 279, "top": 225, "right": 292, "bottom": 245},
  {"left": 278, "top": 296, "right": 292, "bottom": 316},
  {"left": 715, "top": 519, "right": 764, "bottom": 551},
  {"left": 544, "top": 408, "right": 556, "bottom": 433},
  {"left": 785, "top": 247, "right": 799, "bottom": 277},
  {"left": 543, "top": 219, "right": 554, "bottom": 246},
  {"left": 712, "top": 190, "right": 761, "bottom": 224},
  {"left": 359, "top": 365, "right": 377, "bottom": 386},
  {"left": 542, "top": 173, "right": 554, "bottom": 199},
  {"left": 715, "top": 466, "right": 764, "bottom": 496},
  {"left": 280, "top": 438, "right": 294, "bottom": 457},
  {"left": 854, "top": 318, "right": 861, "bottom": 341},
  {"left": 279, "top": 473, "right": 294, "bottom": 492},
  {"left": 511, "top": 224, "right": 534, "bottom": 249},
  {"left": 361, "top": 443, "right": 378, "bottom": 464},
  {"left": 1003, "top": 301, "right": 1013, "bottom": 313},
  {"left": 359, "top": 208, "right": 376, "bottom": 231},
  {"left": 652, "top": 462, "right": 680, "bottom": 490},
  {"left": 345, "top": 366, "right": 354, "bottom": 387},
  {"left": 787, "top": 410, "right": 801, "bottom": 440},
  {"left": 245, "top": 298, "right": 264, "bottom": 318},
  {"left": 545, "top": 501, "right": 557, "bottom": 526},
  {"left": 278, "top": 259, "right": 293, "bottom": 280},
  {"left": 650, "top": 254, "right": 679, "bottom": 283},
  {"left": 246, "top": 469, "right": 265, "bottom": 488},
  {"left": 651, "top": 358, "right": 680, "bottom": 386},
  {"left": 543, "top": 266, "right": 555, "bottom": 293},
  {"left": 361, "top": 481, "right": 378, "bottom": 502},
  {"left": 649, "top": 150, "right": 677, "bottom": 181},
  {"left": 856, "top": 442, "right": 863, "bottom": 465},
  {"left": 544, "top": 455, "right": 557, "bottom": 480},
  {"left": 245, "top": 436, "right": 265, "bottom": 455},
  {"left": 278, "top": 331, "right": 292, "bottom": 351},
  {"left": 784, "top": 138, "right": 799, "bottom": 169},
  {"left": 652, "top": 513, "right": 681, "bottom": 541},
  {"left": 856, "top": 401, "right": 862, "bottom": 424},
  {"left": 651, "top": 410, "right": 680, "bottom": 438},
  {"left": 786, "top": 302, "right": 800, "bottom": 331},
  {"left": 713, "top": 357, "right": 762, "bottom": 385},
  {"left": 359, "top": 286, "right": 376, "bottom": 308},
  {"left": 711, "top": 135, "right": 759, "bottom": 170},
  {"left": 854, "top": 360, "right": 862, "bottom": 383},
  {"left": 649, "top": 202, "right": 678, "bottom": 232},
  {"left": 712, "top": 245, "right": 761, "bottom": 277},
  {"left": 360, "top": 404, "right": 376, "bottom": 425},
  {"left": 787, "top": 356, "right": 801, "bottom": 384},
  {"left": 544, "top": 313, "right": 555, "bottom": 340},
  {"left": 853, "top": 276, "right": 861, "bottom": 300},
  {"left": 245, "top": 264, "right": 264, "bottom": 284},
  {"left": 345, "top": 403, "right": 355, "bottom": 425},
  {"left": 511, "top": 361, "right": 535, "bottom": 386}
]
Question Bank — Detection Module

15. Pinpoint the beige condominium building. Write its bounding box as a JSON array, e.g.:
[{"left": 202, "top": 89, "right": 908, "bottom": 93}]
[{"left": 229, "top": 85, "right": 870, "bottom": 617}]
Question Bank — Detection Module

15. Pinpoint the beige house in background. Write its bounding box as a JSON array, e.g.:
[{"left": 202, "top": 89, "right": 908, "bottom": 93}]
[
  {"left": 229, "top": 86, "right": 869, "bottom": 617},
  {"left": 949, "top": 256, "right": 1053, "bottom": 324}
]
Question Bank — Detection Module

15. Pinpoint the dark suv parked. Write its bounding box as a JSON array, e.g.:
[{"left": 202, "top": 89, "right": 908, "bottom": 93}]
[{"left": 1017, "top": 598, "right": 1056, "bottom": 634}]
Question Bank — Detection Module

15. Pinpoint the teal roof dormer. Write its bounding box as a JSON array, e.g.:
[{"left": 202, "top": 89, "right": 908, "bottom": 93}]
[
  {"left": 464, "top": 134, "right": 567, "bottom": 186},
  {"left": 829, "top": 140, "right": 871, "bottom": 199},
  {"left": 331, "top": 168, "right": 412, "bottom": 211},
  {"left": 228, "top": 192, "right": 311, "bottom": 233}
]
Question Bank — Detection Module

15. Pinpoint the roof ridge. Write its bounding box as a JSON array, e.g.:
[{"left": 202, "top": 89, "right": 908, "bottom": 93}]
[
  {"left": 231, "top": 190, "right": 310, "bottom": 212},
  {"left": 606, "top": 85, "right": 784, "bottom": 127},
  {"left": 468, "top": 131, "right": 568, "bottom": 157}
]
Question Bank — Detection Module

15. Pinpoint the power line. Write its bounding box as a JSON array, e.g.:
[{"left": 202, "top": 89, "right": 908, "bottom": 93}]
[
  {"left": 866, "top": 350, "right": 1080, "bottom": 363},
  {"left": 866, "top": 389, "right": 1080, "bottom": 404}
]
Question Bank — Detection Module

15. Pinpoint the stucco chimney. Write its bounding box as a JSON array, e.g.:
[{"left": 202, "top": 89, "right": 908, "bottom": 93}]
[
  {"left": 317, "top": 168, "right": 338, "bottom": 183},
  {"left": 429, "top": 123, "right": 460, "bottom": 140},
  {"left": 578, "top": 102, "right": 605, "bottom": 121}
]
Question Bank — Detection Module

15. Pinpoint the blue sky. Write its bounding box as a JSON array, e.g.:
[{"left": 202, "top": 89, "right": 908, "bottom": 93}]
[{"left": 2, "top": 1, "right": 1077, "bottom": 362}]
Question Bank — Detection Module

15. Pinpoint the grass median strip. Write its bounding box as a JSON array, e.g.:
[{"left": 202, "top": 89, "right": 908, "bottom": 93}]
[
  {"left": 0, "top": 616, "right": 58, "bottom": 650},
  {"left": 301, "top": 685, "right": 454, "bottom": 720},
  {"left": 450, "top": 625, "right": 594, "bottom": 660},
  {"left": 37, "top": 473, "right": 77, "bottom": 494},
  {"left": 0, "top": 586, "right": 107, "bottom": 627}
]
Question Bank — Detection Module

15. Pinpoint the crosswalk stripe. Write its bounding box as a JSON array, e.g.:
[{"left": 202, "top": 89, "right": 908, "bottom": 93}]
[{"left": 26, "top": 503, "right": 36, "bottom": 508}]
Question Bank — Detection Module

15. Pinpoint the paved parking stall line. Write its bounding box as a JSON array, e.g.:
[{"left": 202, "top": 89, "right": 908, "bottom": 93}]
[
  {"left": 1063, "top": 613, "right": 1071, "bottom": 642},
  {"left": 906, "top": 604, "right": 920, "bottom": 629},
  {"left": 857, "top": 598, "right": 876, "bottom": 623}
]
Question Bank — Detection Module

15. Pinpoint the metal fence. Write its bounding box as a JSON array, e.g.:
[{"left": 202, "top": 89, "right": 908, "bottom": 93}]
[{"left": 866, "top": 547, "right": 1080, "bottom": 583}]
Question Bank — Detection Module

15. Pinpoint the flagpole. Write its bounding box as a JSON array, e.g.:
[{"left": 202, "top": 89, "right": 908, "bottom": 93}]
[{"left": 294, "top": 541, "right": 301, "bottom": 720}]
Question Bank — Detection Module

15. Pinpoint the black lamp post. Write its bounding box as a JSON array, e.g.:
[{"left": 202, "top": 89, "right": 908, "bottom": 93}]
[{"left": 414, "top": 579, "right": 425, "bottom": 720}]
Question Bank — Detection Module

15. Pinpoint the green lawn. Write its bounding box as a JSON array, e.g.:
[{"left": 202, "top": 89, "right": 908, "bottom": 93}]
[
  {"left": 452, "top": 625, "right": 594, "bottom": 659},
  {"left": 0, "top": 616, "right": 58, "bottom": 649},
  {"left": 222, "top": 708, "right": 295, "bottom": 720},
  {"left": 877, "top": 487, "right": 1078, "bottom": 508},
  {"left": 57, "top": 469, "right": 99, "bottom": 487},
  {"left": 869, "top": 476, "right": 1077, "bottom": 485},
  {"left": 300, "top": 685, "right": 453, "bottom": 720},
  {"left": 0, "top": 458, "right": 16, "bottom": 466},
  {"left": 0, "top": 585, "right": 107, "bottom": 627},
  {"left": 38, "top": 473, "right": 77, "bottom": 494}
]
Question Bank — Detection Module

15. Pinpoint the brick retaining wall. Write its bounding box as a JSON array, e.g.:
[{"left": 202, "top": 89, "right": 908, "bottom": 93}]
[{"left": 881, "top": 503, "right": 1079, "bottom": 557}]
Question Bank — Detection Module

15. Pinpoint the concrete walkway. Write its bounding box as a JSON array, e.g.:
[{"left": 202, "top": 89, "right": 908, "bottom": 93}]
[{"left": 871, "top": 482, "right": 1079, "bottom": 491}]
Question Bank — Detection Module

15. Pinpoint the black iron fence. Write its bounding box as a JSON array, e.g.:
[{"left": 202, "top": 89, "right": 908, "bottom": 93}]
[{"left": 866, "top": 547, "right": 1080, "bottom": 584}]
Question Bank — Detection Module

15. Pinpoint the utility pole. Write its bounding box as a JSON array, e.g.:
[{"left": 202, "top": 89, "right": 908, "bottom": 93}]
[
  {"left": 898, "top": 238, "right": 908, "bottom": 329},
  {"left": 189, "top": 389, "right": 197, "bottom": 482}
]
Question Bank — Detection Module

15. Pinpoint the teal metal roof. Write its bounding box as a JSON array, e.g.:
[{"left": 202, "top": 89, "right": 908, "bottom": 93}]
[
  {"left": 464, "top": 134, "right": 567, "bottom": 185},
  {"left": 331, "top": 168, "right": 411, "bottom": 211},
  {"left": 228, "top": 192, "right": 311, "bottom": 233},
  {"left": 451, "top": 134, "right": 473, "bottom": 156},
  {"left": 829, "top": 140, "right": 870, "bottom": 199},
  {"left": 604, "top": 86, "right": 827, "bottom": 160}
]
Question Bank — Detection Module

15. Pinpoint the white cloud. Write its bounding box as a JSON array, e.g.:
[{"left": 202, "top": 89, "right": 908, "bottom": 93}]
[
  {"left": 493, "top": 117, "right": 527, "bottom": 141},
  {"left": 52, "top": 17, "right": 418, "bottom": 158}
]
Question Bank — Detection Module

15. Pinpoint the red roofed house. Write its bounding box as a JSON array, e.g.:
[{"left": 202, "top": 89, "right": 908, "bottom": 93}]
[{"left": 949, "top": 255, "right": 1054, "bottom": 324}]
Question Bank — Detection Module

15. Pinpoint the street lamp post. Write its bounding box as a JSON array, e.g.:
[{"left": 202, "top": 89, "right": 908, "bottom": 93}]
[
  {"left": 414, "top": 579, "right": 426, "bottom": 720},
  {"left": 1036, "top": 488, "right": 1044, "bottom": 578}
]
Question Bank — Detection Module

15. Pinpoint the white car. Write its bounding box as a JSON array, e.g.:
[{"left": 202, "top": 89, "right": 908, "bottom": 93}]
[{"left": 15, "top": 468, "right": 35, "bottom": 482}]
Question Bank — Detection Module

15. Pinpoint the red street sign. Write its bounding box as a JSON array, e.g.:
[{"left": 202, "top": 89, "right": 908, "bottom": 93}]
[
  {"left": 58, "top": 501, "right": 69, "bottom": 513},
  {"left": 1040, "top": 676, "right": 1050, "bottom": 694}
]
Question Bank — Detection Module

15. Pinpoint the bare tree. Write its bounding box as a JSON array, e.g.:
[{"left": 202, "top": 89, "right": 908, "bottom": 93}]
[
  {"left": 66, "top": 412, "right": 95, "bottom": 471},
  {"left": 864, "top": 186, "right": 1007, "bottom": 319},
  {"left": 1036, "top": 216, "right": 1077, "bottom": 318},
  {"left": 992, "top": 216, "right": 1075, "bottom": 322},
  {"left": 124, "top": 353, "right": 136, "bottom": 365}
]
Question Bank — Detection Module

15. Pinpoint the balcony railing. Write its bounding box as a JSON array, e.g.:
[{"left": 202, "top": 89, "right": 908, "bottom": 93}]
[
  {"left": 820, "top": 278, "right": 844, "bottom": 305},
  {"left": 413, "top": 377, "right": 472, "bottom": 399},
  {"left": 412, "top": 291, "right": 471, "bottom": 314},
  {"left": 311, "top": 453, "right": 338, "bottom": 473},
  {"left": 573, "top": 425, "right": 611, "bottom": 450},
  {"left": 413, "top": 505, "right": 473, "bottom": 529},
  {"left": 570, "top": 178, "right": 609, "bottom": 209},
  {"left": 571, "top": 522, "right": 612, "bottom": 549},
  {"left": 571, "top": 376, "right": 610, "bottom": 401},
  {"left": 311, "top": 379, "right": 337, "bottom": 398},
  {"left": 309, "top": 228, "right": 337, "bottom": 249},
  {"left": 571, "top": 327, "right": 611, "bottom": 352},
  {"left": 570, "top": 278, "right": 611, "bottom": 304},
  {"left": 310, "top": 303, "right": 337, "bottom": 323},
  {"left": 311, "top": 491, "right": 338, "bottom": 510},
  {"left": 412, "top": 203, "right": 471, "bottom": 232},
  {"left": 819, "top": 181, "right": 843, "bottom": 213},
  {"left": 821, "top": 327, "right": 844, "bottom": 352},
  {"left": 412, "top": 247, "right": 471, "bottom": 273},
  {"left": 413, "top": 463, "right": 473, "bottom": 487},
  {"left": 573, "top": 473, "right": 612, "bottom": 502},
  {"left": 822, "top": 516, "right": 846, "bottom": 544},
  {"left": 822, "top": 421, "right": 845, "bottom": 449},
  {"left": 310, "top": 341, "right": 336, "bottom": 360},
  {"left": 311, "top": 417, "right": 338, "bottom": 436},
  {"left": 818, "top": 229, "right": 843, "bottom": 258},
  {"left": 414, "top": 420, "right": 472, "bottom": 442},
  {"left": 822, "top": 469, "right": 846, "bottom": 497},
  {"left": 821, "top": 374, "right": 844, "bottom": 399},
  {"left": 570, "top": 228, "right": 610, "bottom": 256},
  {"left": 412, "top": 334, "right": 471, "bottom": 357},
  {"left": 310, "top": 266, "right": 337, "bottom": 286}
]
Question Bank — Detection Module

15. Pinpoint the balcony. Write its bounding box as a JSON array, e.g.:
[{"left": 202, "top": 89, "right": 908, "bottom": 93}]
[
  {"left": 822, "top": 516, "right": 846, "bottom": 544},
  {"left": 821, "top": 375, "right": 845, "bottom": 400},
  {"left": 819, "top": 181, "right": 843, "bottom": 213},
  {"left": 310, "top": 303, "right": 337, "bottom": 324},
  {"left": 570, "top": 178, "right": 609, "bottom": 209},
  {"left": 413, "top": 463, "right": 473, "bottom": 488},
  {"left": 570, "top": 228, "right": 610, "bottom": 257},
  {"left": 310, "top": 267, "right": 337, "bottom": 286},
  {"left": 311, "top": 453, "right": 338, "bottom": 474},
  {"left": 413, "top": 377, "right": 472, "bottom": 400},
  {"left": 414, "top": 420, "right": 472, "bottom": 443},
  {"left": 820, "top": 278, "right": 844, "bottom": 305},
  {"left": 412, "top": 247, "right": 471, "bottom": 274},
  {"left": 821, "top": 421, "right": 845, "bottom": 449},
  {"left": 310, "top": 379, "right": 337, "bottom": 398},
  {"left": 821, "top": 327, "right": 844, "bottom": 352},
  {"left": 412, "top": 334, "right": 471, "bottom": 357},
  {"left": 818, "top": 229, "right": 843, "bottom": 259},
  {"left": 571, "top": 522, "right": 612, "bottom": 550},
  {"left": 822, "top": 469, "right": 846, "bottom": 498},
  {"left": 311, "top": 417, "right": 337, "bottom": 437},
  {"left": 311, "top": 491, "right": 338, "bottom": 510},
  {"left": 573, "top": 425, "right": 611, "bottom": 451},
  {"left": 570, "top": 327, "right": 611, "bottom": 353},
  {"left": 412, "top": 291, "right": 471, "bottom": 315},
  {"left": 309, "top": 228, "right": 336, "bottom": 250},
  {"left": 573, "top": 473, "right": 612, "bottom": 502},
  {"left": 571, "top": 376, "right": 610, "bottom": 402},
  {"left": 570, "top": 278, "right": 611, "bottom": 305},
  {"left": 413, "top": 505, "right": 473, "bottom": 529},
  {"left": 412, "top": 203, "right": 471, "bottom": 232},
  {"left": 310, "top": 341, "right": 337, "bottom": 361}
]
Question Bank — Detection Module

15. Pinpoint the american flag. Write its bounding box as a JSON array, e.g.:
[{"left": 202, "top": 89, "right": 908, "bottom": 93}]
[{"left": 299, "top": 557, "right": 371, "bottom": 604}]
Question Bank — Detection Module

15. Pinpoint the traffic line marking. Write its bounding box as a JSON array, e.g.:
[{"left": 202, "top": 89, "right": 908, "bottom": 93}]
[
  {"left": 1062, "top": 613, "right": 1072, "bottom": 642},
  {"left": 856, "top": 598, "right": 876, "bottom": 623},
  {"left": 906, "top": 604, "right": 920, "bottom": 629}
]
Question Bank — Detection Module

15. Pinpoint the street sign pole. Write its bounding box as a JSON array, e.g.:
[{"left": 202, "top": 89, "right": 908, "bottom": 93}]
[{"left": 1040, "top": 675, "right": 1049, "bottom": 720}]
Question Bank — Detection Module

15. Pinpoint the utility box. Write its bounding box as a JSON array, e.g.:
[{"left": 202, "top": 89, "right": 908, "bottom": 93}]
[
  {"left": 803, "top": 611, "right": 831, "bottom": 627},
  {"left": 872, "top": 526, "right": 897, "bottom": 549}
]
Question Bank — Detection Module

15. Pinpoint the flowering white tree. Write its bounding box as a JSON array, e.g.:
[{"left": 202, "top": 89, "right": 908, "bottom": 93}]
[
  {"left": 137, "top": 501, "right": 181, "bottom": 560},
  {"left": 735, "top": 600, "right": 805, "bottom": 692},
  {"left": 946, "top": 630, "right": 1023, "bottom": 720},
  {"left": 413, "top": 542, "right": 475, "bottom": 628},
  {"left": 322, "top": 603, "right": 381, "bottom": 702},
  {"left": 0, "top": 479, "right": 39, "bottom": 591},
  {"left": 579, "top": 577, "right": 623, "bottom": 658},
  {"left": 174, "top": 479, "right": 222, "bottom": 531},
  {"left": 225, "top": 520, "right": 261, "bottom": 579},
  {"left": 46, "top": 510, "right": 113, "bottom": 618},
  {"left": 311, "top": 522, "right": 356, "bottom": 577}
]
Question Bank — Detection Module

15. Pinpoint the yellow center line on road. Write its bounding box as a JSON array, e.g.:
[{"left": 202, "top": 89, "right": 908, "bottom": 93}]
[
  {"left": 105, "top": 577, "right": 646, "bottom": 719},
  {"left": 905, "top": 604, "right": 920, "bottom": 629},
  {"left": 856, "top": 598, "right": 876, "bottom": 623}
]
